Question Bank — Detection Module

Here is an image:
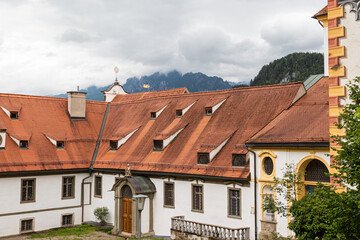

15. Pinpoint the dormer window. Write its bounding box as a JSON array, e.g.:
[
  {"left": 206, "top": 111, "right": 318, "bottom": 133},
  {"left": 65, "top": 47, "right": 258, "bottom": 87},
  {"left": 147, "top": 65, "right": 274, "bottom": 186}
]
[
  {"left": 10, "top": 111, "right": 18, "bottom": 120},
  {"left": 153, "top": 140, "right": 164, "bottom": 151},
  {"left": 175, "top": 110, "right": 183, "bottom": 118},
  {"left": 56, "top": 141, "right": 65, "bottom": 149},
  {"left": 205, "top": 107, "right": 213, "bottom": 116},
  {"left": 232, "top": 154, "right": 247, "bottom": 167},
  {"left": 197, "top": 153, "right": 210, "bottom": 164},
  {"left": 109, "top": 140, "right": 118, "bottom": 151},
  {"left": 150, "top": 112, "right": 157, "bottom": 120},
  {"left": 20, "top": 140, "right": 28, "bottom": 149}
]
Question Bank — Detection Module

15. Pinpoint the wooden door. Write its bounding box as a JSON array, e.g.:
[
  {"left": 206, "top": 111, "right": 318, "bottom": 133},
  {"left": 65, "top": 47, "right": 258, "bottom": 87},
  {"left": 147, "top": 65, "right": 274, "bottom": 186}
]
[{"left": 122, "top": 198, "right": 132, "bottom": 233}]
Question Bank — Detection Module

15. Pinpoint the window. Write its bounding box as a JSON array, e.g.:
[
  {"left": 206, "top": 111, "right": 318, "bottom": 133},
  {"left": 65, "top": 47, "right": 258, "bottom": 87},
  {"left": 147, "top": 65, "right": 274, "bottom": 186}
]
[
  {"left": 232, "top": 154, "right": 247, "bottom": 167},
  {"left": 175, "top": 110, "right": 183, "bottom": 118},
  {"left": 197, "top": 153, "right": 210, "bottom": 164},
  {"left": 153, "top": 140, "right": 164, "bottom": 151},
  {"left": 192, "top": 185, "right": 203, "bottom": 212},
  {"left": 205, "top": 107, "right": 213, "bottom": 116},
  {"left": 62, "top": 214, "right": 73, "bottom": 226},
  {"left": 62, "top": 176, "right": 75, "bottom": 199},
  {"left": 228, "top": 189, "right": 241, "bottom": 218},
  {"left": 305, "top": 160, "right": 330, "bottom": 182},
  {"left": 20, "top": 219, "right": 33, "bottom": 233},
  {"left": 57, "top": 141, "right": 65, "bottom": 149},
  {"left": 10, "top": 111, "right": 18, "bottom": 120},
  {"left": 109, "top": 140, "right": 118, "bottom": 151},
  {"left": 164, "top": 182, "right": 174, "bottom": 208},
  {"left": 94, "top": 176, "right": 102, "bottom": 198},
  {"left": 21, "top": 179, "right": 35, "bottom": 203},
  {"left": 150, "top": 112, "right": 156, "bottom": 120},
  {"left": 20, "top": 140, "right": 28, "bottom": 149},
  {"left": 263, "top": 157, "right": 274, "bottom": 175}
]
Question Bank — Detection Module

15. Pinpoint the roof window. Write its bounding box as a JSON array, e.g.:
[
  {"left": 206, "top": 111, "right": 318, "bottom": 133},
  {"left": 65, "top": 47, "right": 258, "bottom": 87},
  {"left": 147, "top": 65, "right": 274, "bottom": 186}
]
[
  {"left": 197, "top": 153, "right": 210, "bottom": 164},
  {"left": 175, "top": 110, "right": 183, "bottom": 118},
  {"left": 56, "top": 141, "right": 65, "bottom": 149},
  {"left": 153, "top": 140, "right": 164, "bottom": 151},
  {"left": 109, "top": 140, "right": 118, "bottom": 151},
  {"left": 20, "top": 140, "right": 28, "bottom": 149},
  {"left": 232, "top": 154, "right": 247, "bottom": 167},
  {"left": 205, "top": 107, "right": 213, "bottom": 116},
  {"left": 10, "top": 111, "right": 18, "bottom": 120},
  {"left": 150, "top": 112, "right": 157, "bottom": 120}
]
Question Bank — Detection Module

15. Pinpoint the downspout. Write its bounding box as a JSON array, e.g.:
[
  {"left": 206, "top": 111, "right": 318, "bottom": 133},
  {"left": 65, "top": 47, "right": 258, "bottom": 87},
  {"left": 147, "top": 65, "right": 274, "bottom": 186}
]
[
  {"left": 81, "top": 102, "right": 111, "bottom": 223},
  {"left": 246, "top": 145, "right": 258, "bottom": 240}
]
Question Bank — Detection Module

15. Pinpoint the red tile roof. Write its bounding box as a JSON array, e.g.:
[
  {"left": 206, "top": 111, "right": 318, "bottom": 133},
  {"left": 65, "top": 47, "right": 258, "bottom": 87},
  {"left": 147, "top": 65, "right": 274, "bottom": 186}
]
[
  {"left": 94, "top": 83, "right": 304, "bottom": 179},
  {"left": 111, "top": 87, "right": 189, "bottom": 103},
  {"left": 313, "top": 6, "right": 328, "bottom": 18},
  {"left": 0, "top": 94, "right": 107, "bottom": 172},
  {"left": 247, "top": 78, "right": 329, "bottom": 145}
]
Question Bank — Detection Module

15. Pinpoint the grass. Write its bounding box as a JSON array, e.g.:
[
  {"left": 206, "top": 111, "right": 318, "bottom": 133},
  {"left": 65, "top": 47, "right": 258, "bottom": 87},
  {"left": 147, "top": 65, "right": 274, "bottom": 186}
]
[{"left": 27, "top": 224, "right": 112, "bottom": 239}]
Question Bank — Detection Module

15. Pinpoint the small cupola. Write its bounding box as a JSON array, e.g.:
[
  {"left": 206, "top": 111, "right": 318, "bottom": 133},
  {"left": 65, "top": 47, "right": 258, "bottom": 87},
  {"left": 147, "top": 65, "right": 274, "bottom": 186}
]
[
  {"left": 67, "top": 88, "right": 87, "bottom": 119},
  {"left": 102, "top": 67, "right": 127, "bottom": 102}
]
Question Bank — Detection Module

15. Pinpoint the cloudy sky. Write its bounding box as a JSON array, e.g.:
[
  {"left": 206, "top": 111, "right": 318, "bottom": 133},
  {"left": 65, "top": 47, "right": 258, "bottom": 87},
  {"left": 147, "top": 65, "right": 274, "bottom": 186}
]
[{"left": 0, "top": 0, "right": 326, "bottom": 95}]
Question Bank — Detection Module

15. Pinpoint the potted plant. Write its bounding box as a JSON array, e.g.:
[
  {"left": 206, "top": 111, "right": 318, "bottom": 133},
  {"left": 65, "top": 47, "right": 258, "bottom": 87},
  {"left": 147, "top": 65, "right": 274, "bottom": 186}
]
[{"left": 94, "top": 207, "right": 109, "bottom": 225}]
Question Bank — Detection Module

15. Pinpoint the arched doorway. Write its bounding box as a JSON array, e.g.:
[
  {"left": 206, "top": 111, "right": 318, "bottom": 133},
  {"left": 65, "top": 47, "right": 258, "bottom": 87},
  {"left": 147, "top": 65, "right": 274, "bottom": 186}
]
[{"left": 121, "top": 185, "right": 133, "bottom": 233}]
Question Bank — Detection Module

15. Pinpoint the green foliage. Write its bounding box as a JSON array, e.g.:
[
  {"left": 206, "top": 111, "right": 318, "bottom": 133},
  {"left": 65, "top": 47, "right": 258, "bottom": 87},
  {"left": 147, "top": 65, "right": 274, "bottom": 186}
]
[
  {"left": 262, "top": 163, "right": 303, "bottom": 217},
  {"left": 28, "top": 224, "right": 99, "bottom": 238},
  {"left": 289, "top": 186, "right": 360, "bottom": 240},
  {"left": 251, "top": 52, "right": 323, "bottom": 86},
  {"left": 331, "top": 76, "right": 360, "bottom": 188},
  {"left": 232, "top": 84, "right": 249, "bottom": 88},
  {"left": 94, "top": 206, "right": 109, "bottom": 223}
]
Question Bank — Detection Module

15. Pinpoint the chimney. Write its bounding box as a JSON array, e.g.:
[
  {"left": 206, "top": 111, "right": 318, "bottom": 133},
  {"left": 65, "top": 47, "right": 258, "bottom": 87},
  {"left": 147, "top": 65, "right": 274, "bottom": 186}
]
[{"left": 67, "top": 91, "right": 87, "bottom": 119}]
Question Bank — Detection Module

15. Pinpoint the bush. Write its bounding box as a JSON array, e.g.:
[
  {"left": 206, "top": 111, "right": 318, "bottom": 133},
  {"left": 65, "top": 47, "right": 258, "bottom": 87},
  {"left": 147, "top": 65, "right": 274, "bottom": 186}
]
[{"left": 94, "top": 207, "right": 109, "bottom": 223}]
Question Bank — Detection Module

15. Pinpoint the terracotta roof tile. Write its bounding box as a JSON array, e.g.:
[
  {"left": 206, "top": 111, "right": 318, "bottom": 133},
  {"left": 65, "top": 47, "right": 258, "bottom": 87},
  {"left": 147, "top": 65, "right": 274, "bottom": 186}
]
[
  {"left": 313, "top": 6, "right": 328, "bottom": 18},
  {"left": 94, "top": 82, "right": 304, "bottom": 179},
  {"left": 248, "top": 78, "right": 329, "bottom": 144}
]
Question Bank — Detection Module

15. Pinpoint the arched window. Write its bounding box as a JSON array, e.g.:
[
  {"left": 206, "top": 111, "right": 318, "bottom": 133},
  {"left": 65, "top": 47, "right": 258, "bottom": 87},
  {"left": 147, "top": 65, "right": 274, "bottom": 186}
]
[
  {"left": 305, "top": 159, "right": 330, "bottom": 182},
  {"left": 121, "top": 185, "right": 133, "bottom": 198}
]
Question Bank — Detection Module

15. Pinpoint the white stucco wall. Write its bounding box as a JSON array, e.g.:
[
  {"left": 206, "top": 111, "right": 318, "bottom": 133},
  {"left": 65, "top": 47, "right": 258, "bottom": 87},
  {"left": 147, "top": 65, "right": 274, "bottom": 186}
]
[
  {"left": 0, "top": 173, "right": 89, "bottom": 237},
  {"left": 253, "top": 148, "right": 330, "bottom": 238}
]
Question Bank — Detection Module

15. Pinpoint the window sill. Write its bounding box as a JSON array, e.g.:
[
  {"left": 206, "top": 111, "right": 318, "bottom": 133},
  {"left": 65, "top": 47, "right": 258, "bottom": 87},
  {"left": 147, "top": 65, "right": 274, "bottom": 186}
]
[
  {"left": 191, "top": 209, "right": 204, "bottom": 213},
  {"left": 227, "top": 215, "right": 242, "bottom": 220},
  {"left": 163, "top": 205, "right": 175, "bottom": 209}
]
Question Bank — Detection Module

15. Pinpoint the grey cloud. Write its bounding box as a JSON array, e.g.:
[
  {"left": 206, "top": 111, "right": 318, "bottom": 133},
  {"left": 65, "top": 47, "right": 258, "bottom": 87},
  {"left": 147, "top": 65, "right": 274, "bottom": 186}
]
[{"left": 60, "top": 28, "right": 100, "bottom": 43}]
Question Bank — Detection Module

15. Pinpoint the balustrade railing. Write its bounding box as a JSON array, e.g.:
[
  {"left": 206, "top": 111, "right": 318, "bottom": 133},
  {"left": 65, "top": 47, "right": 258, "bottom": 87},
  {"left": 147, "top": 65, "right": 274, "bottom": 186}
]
[{"left": 171, "top": 216, "right": 250, "bottom": 240}]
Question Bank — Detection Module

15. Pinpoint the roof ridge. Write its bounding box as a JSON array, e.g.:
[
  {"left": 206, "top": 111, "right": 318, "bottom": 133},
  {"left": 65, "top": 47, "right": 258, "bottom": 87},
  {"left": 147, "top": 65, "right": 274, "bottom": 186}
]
[{"left": 110, "top": 82, "right": 304, "bottom": 106}]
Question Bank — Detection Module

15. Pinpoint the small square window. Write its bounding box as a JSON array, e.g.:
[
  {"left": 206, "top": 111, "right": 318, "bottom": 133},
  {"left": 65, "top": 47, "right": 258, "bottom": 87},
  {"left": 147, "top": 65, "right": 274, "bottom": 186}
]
[
  {"left": 205, "top": 107, "right": 212, "bottom": 116},
  {"left": 150, "top": 112, "right": 157, "bottom": 120},
  {"left": 20, "top": 219, "right": 33, "bottom": 233},
  {"left": 10, "top": 111, "right": 18, "bottom": 120},
  {"left": 197, "top": 153, "right": 210, "bottom": 164},
  {"left": 109, "top": 140, "right": 118, "bottom": 151},
  {"left": 232, "top": 154, "right": 247, "bottom": 167},
  {"left": 153, "top": 140, "right": 164, "bottom": 151},
  {"left": 57, "top": 141, "right": 65, "bottom": 149},
  {"left": 20, "top": 141, "right": 28, "bottom": 149},
  {"left": 62, "top": 214, "right": 73, "bottom": 226},
  {"left": 175, "top": 110, "right": 183, "bottom": 118}
]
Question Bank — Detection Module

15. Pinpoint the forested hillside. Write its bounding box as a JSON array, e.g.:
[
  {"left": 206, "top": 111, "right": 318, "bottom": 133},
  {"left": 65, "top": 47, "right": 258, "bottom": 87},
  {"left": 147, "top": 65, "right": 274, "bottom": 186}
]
[{"left": 250, "top": 52, "right": 323, "bottom": 86}]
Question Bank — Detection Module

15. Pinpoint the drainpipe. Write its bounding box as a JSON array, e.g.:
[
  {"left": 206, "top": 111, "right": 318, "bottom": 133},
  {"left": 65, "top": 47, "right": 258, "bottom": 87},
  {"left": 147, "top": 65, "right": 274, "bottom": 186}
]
[
  {"left": 246, "top": 145, "right": 258, "bottom": 240},
  {"left": 81, "top": 172, "right": 92, "bottom": 223}
]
